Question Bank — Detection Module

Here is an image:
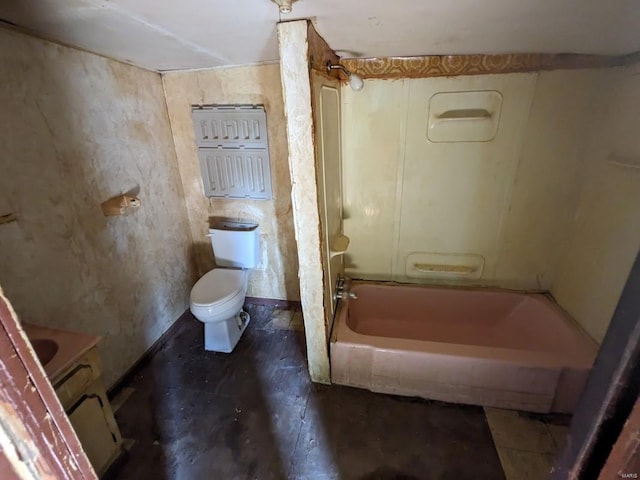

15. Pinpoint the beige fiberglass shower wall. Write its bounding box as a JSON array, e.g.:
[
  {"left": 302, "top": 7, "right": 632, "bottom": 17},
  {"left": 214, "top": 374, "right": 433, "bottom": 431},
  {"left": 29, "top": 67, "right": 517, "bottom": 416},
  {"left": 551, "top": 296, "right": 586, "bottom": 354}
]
[
  {"left": 343, "top": 71, "right": 586, "bottom": 289},
  {"left": 311, "top": 70, "right": 344, "bottom": 323},
  {"left": 552, "top": 63, "right": 640, "bottom": 343},
  {"left": 342, "top": 65, "right": 640, "bottom": 343}
]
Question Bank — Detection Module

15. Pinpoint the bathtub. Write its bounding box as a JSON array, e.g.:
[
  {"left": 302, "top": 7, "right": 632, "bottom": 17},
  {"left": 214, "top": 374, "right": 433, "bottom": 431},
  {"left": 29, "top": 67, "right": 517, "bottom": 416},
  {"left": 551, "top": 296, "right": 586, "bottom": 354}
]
[{"left": 330, "top": 281, "right": 597, "bottom": 413}]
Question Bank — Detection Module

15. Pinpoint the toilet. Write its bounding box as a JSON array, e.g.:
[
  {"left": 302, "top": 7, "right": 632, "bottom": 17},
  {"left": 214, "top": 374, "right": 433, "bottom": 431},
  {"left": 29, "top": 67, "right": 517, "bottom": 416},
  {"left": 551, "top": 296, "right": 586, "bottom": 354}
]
[{"left": 189, "top": 221, "right": 259, "bottom": 352}]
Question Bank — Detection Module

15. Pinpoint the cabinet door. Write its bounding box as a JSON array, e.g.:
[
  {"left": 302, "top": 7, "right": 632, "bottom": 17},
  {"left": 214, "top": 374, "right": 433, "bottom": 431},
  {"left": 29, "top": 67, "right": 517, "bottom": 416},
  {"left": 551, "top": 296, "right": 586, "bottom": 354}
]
[
  {"left": 69, "top": 393, "right": 120, "bottom": 475},
  {"left": 54, "top": 349, "right": 102, "bottom": 410}
]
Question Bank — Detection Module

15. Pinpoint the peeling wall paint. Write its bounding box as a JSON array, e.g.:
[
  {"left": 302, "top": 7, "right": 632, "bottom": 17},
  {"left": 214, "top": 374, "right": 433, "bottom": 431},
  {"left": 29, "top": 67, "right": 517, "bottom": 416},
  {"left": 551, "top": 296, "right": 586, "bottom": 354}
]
[
  {"left": 0, "top": 27, "right": 194, "bottom": 388},
  {"left": 162, "top": 64, "right": 300, "bottom": 301}
]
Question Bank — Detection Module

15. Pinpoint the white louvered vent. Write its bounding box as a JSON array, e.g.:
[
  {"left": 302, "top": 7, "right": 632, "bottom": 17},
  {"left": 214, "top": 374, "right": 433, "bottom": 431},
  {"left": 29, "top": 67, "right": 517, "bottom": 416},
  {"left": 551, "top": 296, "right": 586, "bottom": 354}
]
[{"left": 191, "top": 105, "right": 272, "bottom": 200}]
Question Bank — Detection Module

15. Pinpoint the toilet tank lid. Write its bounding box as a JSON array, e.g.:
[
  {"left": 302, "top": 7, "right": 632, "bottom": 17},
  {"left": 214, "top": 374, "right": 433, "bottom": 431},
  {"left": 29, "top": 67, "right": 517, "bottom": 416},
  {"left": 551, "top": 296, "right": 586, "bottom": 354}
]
[
  {"left": 210, "top": 222, "right": 257, "bottom": 232},
  {"left": 191, "top": 269, "right": 246, "bottom": 306}
]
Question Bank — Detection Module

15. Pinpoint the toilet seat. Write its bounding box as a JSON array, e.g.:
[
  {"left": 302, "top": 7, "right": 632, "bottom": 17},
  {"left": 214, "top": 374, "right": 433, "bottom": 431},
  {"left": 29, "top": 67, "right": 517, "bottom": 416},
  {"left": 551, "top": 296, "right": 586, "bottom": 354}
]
[{"left": 190, "top": 268, "right": 246, "bottom": 308}]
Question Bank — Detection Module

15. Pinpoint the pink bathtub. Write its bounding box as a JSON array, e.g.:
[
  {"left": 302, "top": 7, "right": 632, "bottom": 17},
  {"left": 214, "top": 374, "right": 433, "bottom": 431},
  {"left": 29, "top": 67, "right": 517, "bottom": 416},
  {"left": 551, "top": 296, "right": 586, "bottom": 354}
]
[{"left": 330, "top": 282, "right": 598, "bottom": 413}]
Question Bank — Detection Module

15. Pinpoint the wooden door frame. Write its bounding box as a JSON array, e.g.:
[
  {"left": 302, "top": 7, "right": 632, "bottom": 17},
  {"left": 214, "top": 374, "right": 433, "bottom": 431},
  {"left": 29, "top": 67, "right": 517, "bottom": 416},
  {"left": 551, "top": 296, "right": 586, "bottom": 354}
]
[
  {"left": 0, "top": 288, "right": 96, "bottom": 479},
  {"left": 598, "top": 396, "right": 640, "bottom": 479}
]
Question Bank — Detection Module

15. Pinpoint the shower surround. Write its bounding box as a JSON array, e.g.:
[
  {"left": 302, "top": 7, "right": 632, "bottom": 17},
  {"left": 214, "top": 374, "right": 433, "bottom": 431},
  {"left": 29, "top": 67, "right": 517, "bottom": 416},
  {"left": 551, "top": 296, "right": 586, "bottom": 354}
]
[{"left": 277, "top": 20, "right": 640, "bottom": 390}]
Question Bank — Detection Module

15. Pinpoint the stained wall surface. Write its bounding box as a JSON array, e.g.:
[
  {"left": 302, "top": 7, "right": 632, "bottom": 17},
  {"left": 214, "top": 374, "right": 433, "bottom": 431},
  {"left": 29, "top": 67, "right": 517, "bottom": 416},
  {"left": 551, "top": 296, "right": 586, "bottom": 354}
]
[
  {"left": 342, "top": 70, "right": 601, "bottom": 291},
  {"left": 277, "top": 21, "right": 329, "bottom": 382},
  {"left": 0, "top": 27, "right": 194, "bottom": 387},
  {"left": 162, "top": 65, "right": 300, "bottom": 301},
  {"left": 552, "top": 64, "right": 640, "bottom": 343}
]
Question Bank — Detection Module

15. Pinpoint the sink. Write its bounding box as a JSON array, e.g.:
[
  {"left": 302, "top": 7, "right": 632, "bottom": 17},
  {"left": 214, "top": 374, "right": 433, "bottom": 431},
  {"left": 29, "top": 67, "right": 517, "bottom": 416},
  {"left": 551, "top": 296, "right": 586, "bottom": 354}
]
[{"left": 32, "top": 339, "right": 59, "bottom": 365}]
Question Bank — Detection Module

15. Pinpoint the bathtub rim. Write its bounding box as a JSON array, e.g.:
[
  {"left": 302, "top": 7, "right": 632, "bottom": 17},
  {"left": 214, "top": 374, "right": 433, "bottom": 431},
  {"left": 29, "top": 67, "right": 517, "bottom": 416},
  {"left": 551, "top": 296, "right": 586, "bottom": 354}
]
[{"left": 331, "top": 278, "right": 597, "bottom": 370}]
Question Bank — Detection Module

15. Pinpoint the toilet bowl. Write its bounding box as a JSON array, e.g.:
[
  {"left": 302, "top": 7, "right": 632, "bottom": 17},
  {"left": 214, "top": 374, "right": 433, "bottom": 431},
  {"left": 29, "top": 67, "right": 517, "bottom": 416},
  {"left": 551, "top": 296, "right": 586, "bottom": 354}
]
[
  {"left": 190, "top": 268, "right": 249, "bottom": 352},
  {"left": 189, "top": 221, "right": 259, "bottom": 353},
  {"left": 190, "top": 268, "right": 247, "bottom": 320}
]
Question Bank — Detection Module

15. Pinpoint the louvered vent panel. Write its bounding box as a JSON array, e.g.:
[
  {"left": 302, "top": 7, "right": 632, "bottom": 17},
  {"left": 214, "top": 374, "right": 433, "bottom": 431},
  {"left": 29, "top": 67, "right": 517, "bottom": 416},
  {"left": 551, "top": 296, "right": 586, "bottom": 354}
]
[
  {"left": 192, "top": 105, "right": 272, "bottom": 199},
  {"left": 192, "top": 107, "right": 268, "bottom": 148},
  {"left": 197, "top": 149, "right": 272, "bottom": 200}
]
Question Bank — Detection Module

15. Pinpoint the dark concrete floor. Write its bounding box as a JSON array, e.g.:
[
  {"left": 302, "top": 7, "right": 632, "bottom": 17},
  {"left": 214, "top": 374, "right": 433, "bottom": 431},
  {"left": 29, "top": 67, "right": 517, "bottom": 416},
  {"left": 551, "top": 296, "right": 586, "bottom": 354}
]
[{"left": 108, "top": 304, "right": 506, "bottom": 480}]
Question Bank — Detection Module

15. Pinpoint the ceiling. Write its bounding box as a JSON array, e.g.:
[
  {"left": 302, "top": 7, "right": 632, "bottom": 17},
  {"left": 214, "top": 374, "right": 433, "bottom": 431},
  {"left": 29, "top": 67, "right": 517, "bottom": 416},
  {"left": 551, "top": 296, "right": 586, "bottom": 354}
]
[{"left": 1, "top": 0, "right": 639, "bottom": 72}]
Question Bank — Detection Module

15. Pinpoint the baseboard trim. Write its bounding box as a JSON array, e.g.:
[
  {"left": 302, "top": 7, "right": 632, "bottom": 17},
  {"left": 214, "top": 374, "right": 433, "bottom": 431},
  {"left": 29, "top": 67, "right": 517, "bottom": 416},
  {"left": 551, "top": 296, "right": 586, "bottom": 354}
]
[
  {"left": 107, "top": 309, "right": 192, "bottom": 400},
  {"left": 245, "top": 296, "right": 301, "bottom": 309}
]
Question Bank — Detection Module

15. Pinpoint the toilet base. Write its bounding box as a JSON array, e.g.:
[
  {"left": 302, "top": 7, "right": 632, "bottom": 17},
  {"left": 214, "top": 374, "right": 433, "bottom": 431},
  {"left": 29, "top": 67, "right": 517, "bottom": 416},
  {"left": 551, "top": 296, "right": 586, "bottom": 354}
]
[{"left": 203, "top": 310, "right": 251, "bottom": 353}]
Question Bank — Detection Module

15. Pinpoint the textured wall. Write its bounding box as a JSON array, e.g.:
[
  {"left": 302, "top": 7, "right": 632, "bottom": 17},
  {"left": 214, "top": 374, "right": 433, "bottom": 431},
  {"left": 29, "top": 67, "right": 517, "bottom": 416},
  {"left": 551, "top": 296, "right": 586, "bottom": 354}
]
[
  {"left": 162, "top": 64, "right": 300, "bottom": 301},
  {"left": 277, "top": 21, "right": 329, "bottom": 382},
  {"left": 552, "top": 64, "right": 640, "bottom": 342},
  {"left": 0, "top": 27, "right": 194, "bottom": 387}
]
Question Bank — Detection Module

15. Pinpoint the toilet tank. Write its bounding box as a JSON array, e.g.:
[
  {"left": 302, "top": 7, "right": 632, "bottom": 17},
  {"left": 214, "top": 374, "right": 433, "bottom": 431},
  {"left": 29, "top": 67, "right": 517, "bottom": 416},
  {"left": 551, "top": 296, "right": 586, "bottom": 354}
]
[{"left": 209, "top": 222, "right": 259, "bottom": 268}]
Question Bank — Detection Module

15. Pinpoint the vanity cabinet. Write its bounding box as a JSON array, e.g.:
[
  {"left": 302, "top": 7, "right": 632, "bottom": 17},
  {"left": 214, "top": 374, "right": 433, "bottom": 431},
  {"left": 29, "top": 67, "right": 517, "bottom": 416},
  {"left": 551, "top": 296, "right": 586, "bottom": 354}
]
[
  {"left": 53, "top": 348, "right": 102, "bottom": 409},
  {"left": 52, "top": 347, "right": 122, "bottom": 476}
]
